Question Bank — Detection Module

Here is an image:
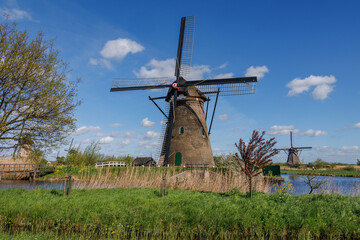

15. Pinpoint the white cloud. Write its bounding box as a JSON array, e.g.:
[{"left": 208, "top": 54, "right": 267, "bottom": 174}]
[
  {"left": 245, "top": 65, "right": 269, "bottom": 79},
  {"left": 73, "top": 126, "right": 101, "bottom": 135},
  {"left": 269, "top": 125, "right": 327, "bottom": 137},
  {"left": 218, "top": 114, "right": 228, "bottom": 121},
  {"left": 99, "top": 136, "right": 114, "bottom": 144},
  {"left": 79, "top": 139, "right": 92, "bottom": 144},
  {"left": 110, "top": 123, "right": 123, "bottom": 127},
  {"left": 0, "top": 8, "right": 32, "bottom": 20},
  {"left": 118, "top": 139, "right": 131, "bottom": 146},
  {"left": 218, "top": 63, "right": 227, "bottom": 69},
  {"left": 138, "top": 140, "right": 159, "bottom": 149},
  {"left": 110, "top": 131, "right": 120, "bottom": 137},
  {"left": 268, "top": 125, "right": 326, "bottom": 137},
  {"left": 268, "top": 125, "right": 298, "bottom": 136},
  {"left": 160, "top": 120, "right": 167, "bottom": 125},
  {"left": 187, "top": 65, "right": 211, "bottom": 80},
  {"left": 287, "top": 75, "right": 336, "bottom": 100},
  {"left": 100, "top": 38, "right": 144, "bottom": 61},
  {"left": 300, "top": 129, "right": 327, "bottom": 137},
  {"left": 144, "top": 131, "right": 160, "bottom": 140},
  {"left": 135, "top": 58, "right": 175, "bottom": 78},
  {"left": 121, "top": 131, "right": 136, "bottom": 138},
  {"left": 141, "top": 118, "right": 155, "bottom": 128},
  {"left": 353, "top": 122, "right": 360, "bottom": 128},
  {"left": 94, "top": 132, "right": 107, "bottom": 137},
  {"left": 214, "top": 73, "right": 234, "bottom": 79},
  {"left": 340, "top": 146, "right": 359, "bottom": 152},
  {"left": 89, "top": 58, "right": 112, "bottom": 69}
]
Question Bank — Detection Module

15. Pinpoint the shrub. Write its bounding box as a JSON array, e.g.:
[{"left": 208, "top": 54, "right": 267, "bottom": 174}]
[
  {"left": 343, "top": 166, "right": 355, "bottom": 171},
  {"left": 273, "top": 182, "right": 295, "bottom": 199}
]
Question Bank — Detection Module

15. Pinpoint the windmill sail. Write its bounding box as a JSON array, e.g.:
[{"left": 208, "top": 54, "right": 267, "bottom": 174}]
[
  {"left": 179, "top": 16, "right": 195, "bottom": 77},
  {"left": 154, "top": 102, "right": 170, "bottom": 165}
]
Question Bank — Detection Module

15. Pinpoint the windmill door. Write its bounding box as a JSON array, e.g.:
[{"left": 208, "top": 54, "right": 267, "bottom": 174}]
[{"left": 175, "top": 152, "right": 182, "bottom": 166}]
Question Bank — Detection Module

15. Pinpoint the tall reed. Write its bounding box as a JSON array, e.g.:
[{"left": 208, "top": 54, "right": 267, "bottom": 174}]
[{"left": 71, "top": 167, "right": 270, "bottom": 193}]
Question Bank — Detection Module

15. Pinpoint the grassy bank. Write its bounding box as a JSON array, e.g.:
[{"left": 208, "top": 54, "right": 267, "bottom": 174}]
[
  {"left": 1, "top": 188, "right": 360, "bottom": 239},
  {"left": 282, "top": 169, "right": 360, "bottom": 177}
]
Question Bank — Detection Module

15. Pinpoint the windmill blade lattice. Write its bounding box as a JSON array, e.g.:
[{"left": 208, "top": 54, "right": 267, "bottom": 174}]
[
  {"left": 197, "top": 81, "right": 257, "bottom": 96},
  {"left": 184, "top": 77, "right": 257, "bottom": 96},
  {"left": 111, "top": 77, "right": 173, "bottom": 92},
  {"left": 154, "top": 101, "right": 170, "bottom": 164},
  {"left": 179, "top": 16, "right": 195, "bottom": 77}
]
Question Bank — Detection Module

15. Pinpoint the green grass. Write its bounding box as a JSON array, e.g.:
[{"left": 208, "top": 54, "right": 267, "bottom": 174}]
[
  {"left": 282, "top": 169, "right": 360, "bottom": 177},
  {"left": 1, "top": 188, "right": 360, "bottom": 239}
]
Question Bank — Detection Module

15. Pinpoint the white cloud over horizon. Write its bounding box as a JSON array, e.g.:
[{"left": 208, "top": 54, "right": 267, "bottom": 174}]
[
  {"left": 0, "top": 8, "right": 32, "bottom": 20},
  {"left": 287, "top": 75, "right": 337, "bottom": 100},
  {"left": 134, "top": 58, "right": 211, "bottom": 80},
  {"left": 141, "top": 118, "right": 155, "bottom": 128},
  {"left": 138, "top": 140, "right": 159, "bottom": 149},
  {"left": 100, "top": 38, "right": 144, "bottom": 61},
  {"left": 144, "top": 131, "right": 160, "bottom": 139},
  {"left": 245, "top": 65, "right": 269, "bottom": 79},
  {"left": 73, "top": 126, "right": 101, "bottom": 135},
  {"left": 135, "top": 58, "right": 175, "bottom": 78},
  {"left": 300, "top": 129, "right": 328, "bottom": 137},
  {"left": 268, "top": 125, "right": 327, "bottom": 137},
  {"left": 120, "top": 131, "right": 136, "bottom": 138},
  {"left": 268, "top": 125, "right": 299, "bottom": 136},
  {"left": 89, "top": 58, "right": 112, "bottom": 69},
  {"left": 353, "top": 122, "right": 360, "bottom": 128},
  {"left": 118, "top": 139, "right": 131, "bottom": 146},
  {"left": 214, "top": 73, "right": 234, "bottom": 79},
  {"left": 218, "top": 114, "right": 228, "bottom": 120},
  {"left": 110, "top": 123, "right": 123, "bottom": 127},
  {"left": 99, "top": 136, "right": 114, "bottom": 144}
]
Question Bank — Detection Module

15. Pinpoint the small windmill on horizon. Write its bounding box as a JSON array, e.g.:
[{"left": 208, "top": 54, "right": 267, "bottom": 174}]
[
  {"left": 110, "top": 16, "right": 257, "bottom": 167},
  {"left": 276, "top": 131, "right": 312, "bottom": 165}
]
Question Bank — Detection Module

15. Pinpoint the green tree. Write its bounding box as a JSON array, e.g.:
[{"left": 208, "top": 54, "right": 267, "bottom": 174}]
[
  {"left": 0, "top": 22, "right": 80, "bottom": 154},
  {"left": 235, "top": 130, "right": 279, "bottom": 200}
]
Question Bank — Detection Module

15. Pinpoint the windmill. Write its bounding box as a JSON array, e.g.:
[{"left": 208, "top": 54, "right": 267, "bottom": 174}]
[
  {"left": 110, "top": 16, "right": 257, "bottom": 167},
  {"left": 276, "top": 131, "right": 312, "bottom": 165}
]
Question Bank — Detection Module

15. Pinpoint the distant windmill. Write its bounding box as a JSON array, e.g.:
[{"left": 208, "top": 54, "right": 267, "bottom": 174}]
[
  {"left": 110, "top": 16, "right": 257, "bottom": 167},
  {"left": 276, "top": 131, "right": 312, "bottom": 165}
]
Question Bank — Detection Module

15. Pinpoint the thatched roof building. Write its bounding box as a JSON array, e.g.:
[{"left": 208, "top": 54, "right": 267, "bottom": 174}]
[{"left": 131, "top": 157, "right": 156, "bottom": 166}]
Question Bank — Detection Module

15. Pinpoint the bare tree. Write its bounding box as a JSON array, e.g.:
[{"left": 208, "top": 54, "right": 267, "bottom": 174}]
[
  {"left": 0, "top": 22, "right": 80, "bottom": 155},
  {"left": 304, "top": 175, "right": 326, "bottom": 194},
  {"left": 235, "top": 130, "right": 279, "bottom": 199}
]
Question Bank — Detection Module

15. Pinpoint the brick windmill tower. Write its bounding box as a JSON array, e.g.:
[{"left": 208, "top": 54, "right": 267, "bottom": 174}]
[{"left": 111, "top": 16, "right": 257, "bottom": 166}]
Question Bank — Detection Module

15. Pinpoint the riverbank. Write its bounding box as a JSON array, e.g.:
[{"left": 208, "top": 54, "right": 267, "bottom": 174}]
[
  {"left": 1, "top": 187, "right": 360, "bottom": 239},
  {"left": 281, "top": 169, "right": 360, "bottom": 177}
]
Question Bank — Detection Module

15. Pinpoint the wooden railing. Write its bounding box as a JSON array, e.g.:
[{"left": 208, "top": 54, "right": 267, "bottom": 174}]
[
  {"left": 0, "top": 163, "right": 56, "bottom": 180},
  {"left": 95, "top": 161, "right": 126, "bottom": 168}
]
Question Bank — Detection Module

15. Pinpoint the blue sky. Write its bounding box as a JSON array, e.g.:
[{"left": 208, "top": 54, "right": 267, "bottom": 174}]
[{"left": 1, "top": 0, "right": 360, "bottom": 163}]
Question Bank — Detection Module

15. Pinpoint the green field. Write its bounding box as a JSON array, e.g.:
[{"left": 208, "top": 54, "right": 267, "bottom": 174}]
[
  {"left": 1, "top": 187, "right": 360, "bottom": 239},
  {"left": 282, "top": 169, "right": 360, "bottom": 177}
]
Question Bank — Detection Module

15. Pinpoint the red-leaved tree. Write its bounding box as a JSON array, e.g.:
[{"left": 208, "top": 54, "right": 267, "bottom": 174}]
[{"left": 235, "top": 130, "right": 279, "bottom": 199}]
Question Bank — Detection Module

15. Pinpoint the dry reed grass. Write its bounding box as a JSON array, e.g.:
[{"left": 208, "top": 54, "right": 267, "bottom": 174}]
[{"left": 71, "top": 167, "right": 270, "bottom": 193}]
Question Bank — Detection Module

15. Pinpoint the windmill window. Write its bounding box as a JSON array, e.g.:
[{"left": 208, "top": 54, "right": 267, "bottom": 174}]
[
  {"left": 201, "top": 127, "right": 205, "bottom": 136},
  {"left": 180, "top": 127, "right": 184, "bottom": 135}
]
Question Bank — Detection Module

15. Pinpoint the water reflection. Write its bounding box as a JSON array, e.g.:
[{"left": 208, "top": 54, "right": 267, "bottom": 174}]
[
  {"left": 271, "top": 174, "right": 360, "bottom": 196},
  {"left": 1, "top": 174, "right": 360, "bottom": 196},
  {"left": 0, "top": 180, "right": 64, "bottom": 190}
]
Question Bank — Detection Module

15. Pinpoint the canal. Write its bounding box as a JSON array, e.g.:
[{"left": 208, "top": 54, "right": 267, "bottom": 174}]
[{"left": 1, "top": 174, "right": 360, "bottom": 196}]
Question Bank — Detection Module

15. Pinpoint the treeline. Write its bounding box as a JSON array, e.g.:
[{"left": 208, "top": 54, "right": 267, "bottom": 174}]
[{"left": 56, "top": 142, "right": 133, "bottom": 166}]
